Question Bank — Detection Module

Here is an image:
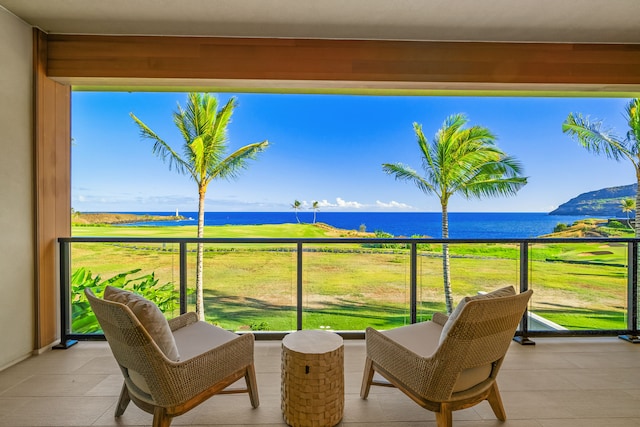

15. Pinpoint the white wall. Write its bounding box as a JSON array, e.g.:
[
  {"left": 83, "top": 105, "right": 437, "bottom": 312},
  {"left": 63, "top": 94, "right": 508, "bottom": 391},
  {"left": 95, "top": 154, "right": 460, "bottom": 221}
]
[{"left": 0, "top": 8, "right": 34, "bottom": 370}]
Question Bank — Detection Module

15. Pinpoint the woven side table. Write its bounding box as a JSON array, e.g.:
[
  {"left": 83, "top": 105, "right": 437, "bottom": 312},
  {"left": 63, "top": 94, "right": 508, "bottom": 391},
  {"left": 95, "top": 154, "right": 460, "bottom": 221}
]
[{"left": 281, "top": 330, "right": 344, "bottom": 427}]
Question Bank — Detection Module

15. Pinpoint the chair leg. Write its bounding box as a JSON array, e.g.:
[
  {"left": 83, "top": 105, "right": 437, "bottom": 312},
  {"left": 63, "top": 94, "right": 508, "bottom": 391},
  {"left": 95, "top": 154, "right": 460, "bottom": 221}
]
[
  {"left": 360, "top": 357, "right": 374, "bottom": 399},
  {"left": 152, "top": 406, "right": 172, "bottom": 427},
  {"left": 487, "top": 382, "right": 507, "bottom": 421},
  {"left": 435, "top": 403, "right": 453, "bottom": 427},
  {"left": 245, "top": 363, "right": 260, "bottom": 408},
  {"left": 115, "top": 382, "right": 131, "bottom": 417}
]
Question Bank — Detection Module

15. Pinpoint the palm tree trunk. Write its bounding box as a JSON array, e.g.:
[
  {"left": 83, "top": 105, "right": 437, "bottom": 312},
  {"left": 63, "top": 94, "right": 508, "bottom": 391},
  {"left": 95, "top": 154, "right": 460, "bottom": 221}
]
[
  {"left": 195, "top": 188, "right": 206, "bottom": 320},
  {"left": 441, "top": 203, "right": 454, "bottom": 314},
  {"left": 313, "top": 210, "right": 316, "bottom": 224}
]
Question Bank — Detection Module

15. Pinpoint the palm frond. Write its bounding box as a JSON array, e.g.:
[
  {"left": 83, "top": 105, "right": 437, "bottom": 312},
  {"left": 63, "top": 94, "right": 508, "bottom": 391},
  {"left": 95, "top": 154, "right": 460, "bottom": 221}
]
[
  {"left": 202, "top": 97, "right": 235, "bottom": 171},
  {"left": 382, "top": 162, "right": 436, "bottom": 196},
  {"left": 210, "top": 140, "right": 269, "bottom": 182},
  {"left": 625, "top": 98, "right": 640, "bottom": 153},
  {"left": 462, "top": 175, "right": 528, "bottom": 199},
  {"left": 562, "top": 113, "right": 632, "bottom": 162},
  {"left": 439, "top": 114, "right": 468, "bottom": 144},
  {"left": 188, "top": 136, "right": 206, "bottom": 183},
  {"left": 458, "top": 153, "right": 527, "bottom": 199},
  {"left": 210, "top": 97, "right": 235, "bottom": 146},
  {"left": 130, "top": 112, "right": 192, "bottom": 177},
  {"left": 173, "top": 103, "right": 193, "bottom": 144},
  {"left": 414, "top": 123, "right": 441, "bottom": 188},
  {"left": 621, "top": 198, "right": 636, "bottom": 211}
]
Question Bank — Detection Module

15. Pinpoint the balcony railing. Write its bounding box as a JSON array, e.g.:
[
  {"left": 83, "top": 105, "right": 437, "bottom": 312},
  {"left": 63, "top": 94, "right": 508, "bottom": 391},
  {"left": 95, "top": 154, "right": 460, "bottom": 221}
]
[{"left": 57, "top": 236, "right": 640, "bottom": 346}]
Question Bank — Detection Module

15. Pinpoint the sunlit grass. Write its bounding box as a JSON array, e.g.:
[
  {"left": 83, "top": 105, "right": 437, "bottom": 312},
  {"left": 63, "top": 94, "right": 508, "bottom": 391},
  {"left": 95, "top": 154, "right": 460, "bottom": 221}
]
[{"left": 73, "top": 223, "right": 332, "bottom": 238}]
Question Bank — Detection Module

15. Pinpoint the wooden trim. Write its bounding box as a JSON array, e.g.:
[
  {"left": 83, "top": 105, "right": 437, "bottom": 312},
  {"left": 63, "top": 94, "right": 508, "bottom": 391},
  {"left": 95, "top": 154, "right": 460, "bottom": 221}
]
[
  {"left": 45, "top": 35, "right": 640, "bottom": 92},
  {"left": 33, "top": 33, "right": 639, "bottom": 351},
  {"left": 33, "top": 29, "right": 71, "bottom": 349}
]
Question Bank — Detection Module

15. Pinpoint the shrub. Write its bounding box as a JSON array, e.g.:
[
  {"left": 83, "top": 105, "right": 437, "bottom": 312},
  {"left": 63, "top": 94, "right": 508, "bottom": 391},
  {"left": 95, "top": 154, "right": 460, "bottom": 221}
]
[
  {"left": 607, "top": 220, "right": 626, "bottom": 229},
  {"left": 362, "top": 230, "right": 407, "bottom": 249},
  {"left": 554, "top": 223, "right": 568, "bottom": 232},
  {"left": 249, "top": 321, "right": 270, "bottom": 331},
  {"left": 71, "top": 267, "right": 181, "bottom": 333},
  {"left": 374, "top": 230, "right": 394, "bottom": 239}
]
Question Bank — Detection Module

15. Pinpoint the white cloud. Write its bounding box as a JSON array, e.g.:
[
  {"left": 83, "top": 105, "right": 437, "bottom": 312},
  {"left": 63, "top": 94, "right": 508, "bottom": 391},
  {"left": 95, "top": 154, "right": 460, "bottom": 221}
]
[
  {"left": 336, "top": 197, "right": 364, "bottom": 209},
  {"left": 316, "top": 199, "right": 337, "bottom": 208},
  {"left": 313, "top": 198, "right": 365, "bottom": 209},
  {"left": 376, "top": 200, "right": 413, "bottom": 209}
]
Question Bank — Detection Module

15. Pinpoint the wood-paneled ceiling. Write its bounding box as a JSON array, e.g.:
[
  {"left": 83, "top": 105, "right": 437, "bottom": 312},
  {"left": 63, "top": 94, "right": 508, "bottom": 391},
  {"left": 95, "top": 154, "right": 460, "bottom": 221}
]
[{"left": 2, "top": 0, "right": 639, "bottom": 43}]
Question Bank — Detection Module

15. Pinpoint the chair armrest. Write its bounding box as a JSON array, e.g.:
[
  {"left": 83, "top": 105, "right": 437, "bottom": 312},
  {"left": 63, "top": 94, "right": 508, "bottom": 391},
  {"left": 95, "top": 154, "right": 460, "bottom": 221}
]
[
  {"left": 432, "top": 312, "right": 449, "bottom": 326},
  {"left": 168, "top": 312, "right": 198, "bottom": 332},
  {"left": 366, "top": 327, "right": 453, "bottom": 402},
  {"left": 366, "top": 327, "right": 428, "bottom": 390}
]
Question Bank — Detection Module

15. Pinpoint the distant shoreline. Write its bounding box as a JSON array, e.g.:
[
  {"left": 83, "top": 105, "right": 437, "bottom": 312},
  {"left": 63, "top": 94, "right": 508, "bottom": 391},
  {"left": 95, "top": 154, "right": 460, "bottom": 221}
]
[{"left": 72, "top": 212, "right": 184, "bottom": 225}]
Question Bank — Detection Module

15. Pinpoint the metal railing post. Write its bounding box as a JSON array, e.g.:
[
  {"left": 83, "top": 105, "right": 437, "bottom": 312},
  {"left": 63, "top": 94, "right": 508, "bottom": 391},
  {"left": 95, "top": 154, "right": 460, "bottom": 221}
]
[
  {"left": 619, "top": 241, "right": 639, "bottom": 343},
  {"left": 179, "top": 242, "right": 187, "bottom": 314},
  {"left": 410, "top": 242, "right": 417, "bottom": 324},
  {"left": 514, "top": 241, "right": 534, "bottom": 345},
  {"left": 297, "top": 242, "right": 303, "bottom": 330},
  {"left": 54, "top": 239, "right": 77, "bottom": 349}
]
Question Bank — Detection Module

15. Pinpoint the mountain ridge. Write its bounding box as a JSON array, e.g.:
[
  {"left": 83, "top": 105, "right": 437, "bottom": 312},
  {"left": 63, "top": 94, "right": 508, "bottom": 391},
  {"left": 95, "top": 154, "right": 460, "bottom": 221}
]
[{"left": 550, "top": 184, "right": 637, "bottom": 216}]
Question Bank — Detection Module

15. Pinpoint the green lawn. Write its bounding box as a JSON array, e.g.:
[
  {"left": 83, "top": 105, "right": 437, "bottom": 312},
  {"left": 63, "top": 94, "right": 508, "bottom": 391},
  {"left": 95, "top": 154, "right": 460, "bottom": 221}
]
[
  {"left": 73, "top": 223, "right": 344, "bottom": 238},
  {"left": 70, "top": 223, "right": 631, "bottom": 332}
]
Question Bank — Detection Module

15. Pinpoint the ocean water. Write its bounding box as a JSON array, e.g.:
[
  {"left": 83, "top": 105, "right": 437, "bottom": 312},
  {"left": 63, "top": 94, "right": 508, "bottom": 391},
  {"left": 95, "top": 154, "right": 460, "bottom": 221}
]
[{"left": 121, "top": 211, "right": 609, "bottom": 239}]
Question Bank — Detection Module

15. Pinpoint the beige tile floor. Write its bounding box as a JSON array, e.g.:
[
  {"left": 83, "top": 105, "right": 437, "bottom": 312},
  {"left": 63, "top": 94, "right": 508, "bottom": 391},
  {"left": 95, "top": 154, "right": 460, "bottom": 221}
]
[{"left": 1, "top": 337, "right": 640, "bottom": 426}]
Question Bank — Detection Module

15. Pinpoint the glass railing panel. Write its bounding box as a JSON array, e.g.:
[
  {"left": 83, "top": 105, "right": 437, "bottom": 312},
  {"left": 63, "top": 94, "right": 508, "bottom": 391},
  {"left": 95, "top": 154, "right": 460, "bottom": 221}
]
[
  {"left": 528, "top": 242, "right": 628, "bottom": 331},
  {"left": 63, "top": 237, "right": 639, "bottom": 339},
  {"left": 416, "top": 242, "right": 445, "bottom": 322},
  {"left": 302, "top": 243, "right": 411, "bottom": 331},
  {"left": 191, "top": 242, "right": 297, "bottom": 332},
  {"left": 70, "top": 241, "right": 182, "bottom": 334}
]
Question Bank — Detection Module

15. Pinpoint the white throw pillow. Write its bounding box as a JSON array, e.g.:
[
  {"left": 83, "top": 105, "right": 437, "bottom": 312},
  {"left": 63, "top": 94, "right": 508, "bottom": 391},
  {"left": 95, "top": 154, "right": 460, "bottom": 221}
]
[
  {"left": 104, "top": 285, "right": 180, "bottom": 361},
  {"left": 439, "top": 286, "right": 516, "bottom": 344}
]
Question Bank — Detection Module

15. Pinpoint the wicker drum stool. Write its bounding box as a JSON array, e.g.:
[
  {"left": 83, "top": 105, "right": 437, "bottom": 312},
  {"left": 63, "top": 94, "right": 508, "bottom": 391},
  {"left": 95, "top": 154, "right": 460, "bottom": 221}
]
[{"left": 281, "top": 330, "right": 344, "bottom": 427}]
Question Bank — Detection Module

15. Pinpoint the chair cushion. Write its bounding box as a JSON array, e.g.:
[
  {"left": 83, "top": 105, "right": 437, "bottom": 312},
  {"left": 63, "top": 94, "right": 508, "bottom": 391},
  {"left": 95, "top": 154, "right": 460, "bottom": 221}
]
[
  {"left": 125, "top": 321, "right": 240, "bottom": 398},
  {"left": 381, "top": 320, "right": 442, "bottom": 358},
  {"left": 104, "top": 286, "right": 180, "bottom": 361},
  {"left": 452, "top": 364, "right": 493, "bottom": 393},
  {"left": 439, "top": 285, "right": 516, "bottom": 345},
  {"left": 172, "top": 320, "right": 239, "bottom": 360}
]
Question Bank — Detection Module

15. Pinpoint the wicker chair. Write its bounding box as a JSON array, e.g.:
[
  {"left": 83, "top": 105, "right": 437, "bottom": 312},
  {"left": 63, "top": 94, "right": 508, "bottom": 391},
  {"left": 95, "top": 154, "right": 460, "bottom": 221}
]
[
  {"left": 85, "top": 288, "right": 259, "bottom": 427},
  {"left": 360, "top": 287, "right": 533, "bottom": 427}
]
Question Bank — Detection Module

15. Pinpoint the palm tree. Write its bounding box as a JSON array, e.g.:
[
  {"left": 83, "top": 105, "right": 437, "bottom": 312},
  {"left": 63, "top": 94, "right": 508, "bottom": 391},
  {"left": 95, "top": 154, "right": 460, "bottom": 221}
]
[
  {"left": 621, "top": 198, "right": 636, "bottom": 230},
  {"left": 131, "top": 93, "right": 269, "bottom": 320},
  {"left": 291, "top": 200, "right": 302, "bottom": 223},
  {"left": 311, "top": 200, "right": 319, "bottom": 223},
  {"left": 563, "top": 98, "right": 640, "bottom": 238},
  {"left": 383, "top": 114, "right": 527, "bottom": 313}
]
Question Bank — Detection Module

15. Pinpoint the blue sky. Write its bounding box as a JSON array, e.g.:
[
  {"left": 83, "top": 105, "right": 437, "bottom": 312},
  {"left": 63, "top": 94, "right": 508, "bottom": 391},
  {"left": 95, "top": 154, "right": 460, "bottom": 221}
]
[{"left": 71, "top": 92, "right": 634, "bottom": 213}]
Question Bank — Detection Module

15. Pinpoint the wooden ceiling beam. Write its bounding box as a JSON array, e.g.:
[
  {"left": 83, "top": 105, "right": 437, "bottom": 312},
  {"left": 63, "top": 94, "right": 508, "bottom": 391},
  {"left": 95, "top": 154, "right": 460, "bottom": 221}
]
[{"left": 45, "top": 35, "right": 640, "bottom": 93}]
